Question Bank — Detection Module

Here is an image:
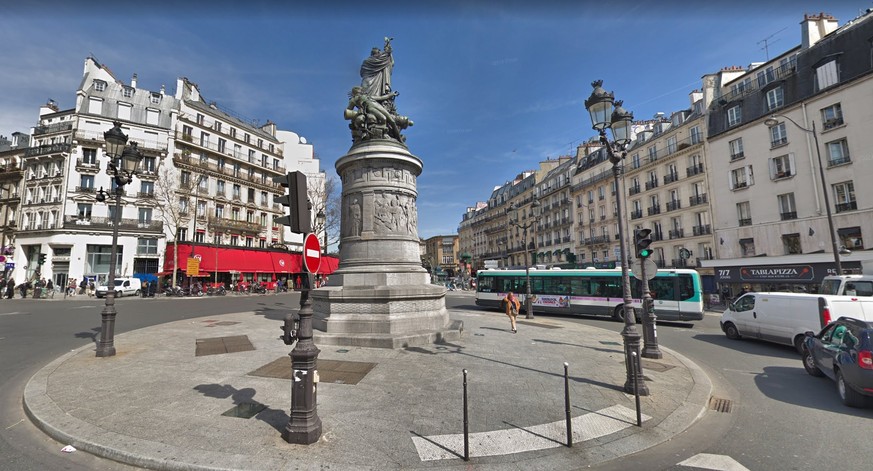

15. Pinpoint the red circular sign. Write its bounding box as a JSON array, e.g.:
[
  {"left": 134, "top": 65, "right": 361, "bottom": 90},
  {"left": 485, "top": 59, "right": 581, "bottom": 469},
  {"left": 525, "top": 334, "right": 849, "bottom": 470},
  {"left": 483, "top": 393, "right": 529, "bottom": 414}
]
[{"left": 303, "top": 233, "right": 321, "bottom": 274}]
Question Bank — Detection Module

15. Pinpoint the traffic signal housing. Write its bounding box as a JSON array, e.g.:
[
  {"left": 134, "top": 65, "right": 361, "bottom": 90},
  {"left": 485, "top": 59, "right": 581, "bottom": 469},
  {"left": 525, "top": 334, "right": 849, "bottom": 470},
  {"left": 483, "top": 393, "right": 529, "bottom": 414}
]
[
  {"left": 634, "top": 228, "right": 653, "bottom": 259},
  {"left": 37, "top": 253, "right": 46, "bottom": 265},
  {"left": 273, "top": 171, "right": 310, "bottom": 234}
]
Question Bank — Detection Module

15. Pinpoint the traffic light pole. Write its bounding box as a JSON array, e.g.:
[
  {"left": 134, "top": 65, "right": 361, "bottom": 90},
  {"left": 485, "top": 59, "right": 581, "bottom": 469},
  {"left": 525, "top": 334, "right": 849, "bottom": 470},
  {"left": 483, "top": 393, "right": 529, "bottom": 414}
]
[{"left": 639, "top": 258, "right": 662, "bottom": 359}]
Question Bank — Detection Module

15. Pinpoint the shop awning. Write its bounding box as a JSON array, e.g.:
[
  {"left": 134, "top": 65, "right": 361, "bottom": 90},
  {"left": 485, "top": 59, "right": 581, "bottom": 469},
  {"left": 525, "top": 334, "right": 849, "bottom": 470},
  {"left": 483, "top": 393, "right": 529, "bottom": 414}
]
[
  {"left": 317, "top": 256, "right": 339, "bottom": 275},
  {"left": 163, "top": 243, "right": 339, "bottom": 276},
  {"left": 270, "top": 252, "right": 301, "bottom": 273}
]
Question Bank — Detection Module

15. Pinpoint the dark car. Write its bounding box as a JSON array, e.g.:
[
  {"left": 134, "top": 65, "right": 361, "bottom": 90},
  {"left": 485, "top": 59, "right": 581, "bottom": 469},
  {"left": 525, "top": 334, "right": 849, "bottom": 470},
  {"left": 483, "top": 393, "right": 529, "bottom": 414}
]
[{"left": 802, "top": 317, "right": 873, "bottom": 407}]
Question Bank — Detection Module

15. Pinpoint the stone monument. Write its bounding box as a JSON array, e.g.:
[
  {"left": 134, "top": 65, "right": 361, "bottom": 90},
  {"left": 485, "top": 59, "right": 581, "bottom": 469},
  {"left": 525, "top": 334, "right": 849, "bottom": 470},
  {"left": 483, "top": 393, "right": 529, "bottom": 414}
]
[{"left": 311, "top": 38, "right": 463, "bottom": 348}]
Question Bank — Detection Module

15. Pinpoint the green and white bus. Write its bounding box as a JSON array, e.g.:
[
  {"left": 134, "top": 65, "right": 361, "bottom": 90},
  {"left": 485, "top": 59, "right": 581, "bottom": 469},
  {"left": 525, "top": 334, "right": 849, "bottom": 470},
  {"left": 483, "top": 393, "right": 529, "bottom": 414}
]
[{"left": 475, "top": 268, "right": 704, "bottom": 322}]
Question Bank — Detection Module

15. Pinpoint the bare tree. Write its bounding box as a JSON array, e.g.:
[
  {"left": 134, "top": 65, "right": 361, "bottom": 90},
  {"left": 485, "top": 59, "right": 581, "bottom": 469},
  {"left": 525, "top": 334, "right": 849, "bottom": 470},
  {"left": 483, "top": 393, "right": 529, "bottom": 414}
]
[
  {"left": 307, "top": 174, "right": 340, "bottom": 254},
  {"left": 154, "top": 163, "right": 186, "bottom": 288}
]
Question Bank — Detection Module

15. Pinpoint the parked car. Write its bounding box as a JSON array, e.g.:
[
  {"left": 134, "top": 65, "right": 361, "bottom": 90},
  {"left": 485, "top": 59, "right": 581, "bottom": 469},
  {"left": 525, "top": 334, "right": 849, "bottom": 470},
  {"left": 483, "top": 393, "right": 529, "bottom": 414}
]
[
  {"left": 820, "top": 275, "right": 873, "bottom": 296},
  {"left": 802, "top": 317, "right": 873, "bottom": 407},
  {"left": 95, "top": 277, "right": 142, "bottom": 298}
]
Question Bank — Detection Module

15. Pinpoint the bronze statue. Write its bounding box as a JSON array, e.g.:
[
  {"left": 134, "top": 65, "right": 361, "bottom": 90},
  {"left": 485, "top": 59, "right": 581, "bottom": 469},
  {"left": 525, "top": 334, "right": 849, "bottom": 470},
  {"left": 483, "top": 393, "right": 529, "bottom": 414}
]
[{"left": 344, "top": 37, "right": 413, "bottom": 145}]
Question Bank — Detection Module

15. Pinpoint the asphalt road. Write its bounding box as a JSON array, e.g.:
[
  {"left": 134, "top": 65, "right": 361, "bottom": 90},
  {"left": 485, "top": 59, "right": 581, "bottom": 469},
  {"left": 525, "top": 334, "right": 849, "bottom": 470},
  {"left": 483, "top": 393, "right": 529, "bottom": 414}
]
[{"left": 4, "top": 293, "right": 873, "bottom": 470}]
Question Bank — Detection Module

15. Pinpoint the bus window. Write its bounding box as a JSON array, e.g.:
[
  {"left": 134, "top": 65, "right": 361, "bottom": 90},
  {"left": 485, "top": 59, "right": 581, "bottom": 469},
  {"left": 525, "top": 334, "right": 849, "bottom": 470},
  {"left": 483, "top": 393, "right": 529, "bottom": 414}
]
[
  {"left": 477, "top": 276, "right": 494, "bottom": 292},
  {"left": 571, "top": 278, "right": 590, "bottom": 296},
  {"left": 601, "top": 278, "right": 622, "bottom": 298},
  {"left": 677, "top": 275, "right": 694, "bottom": 300},
  {"left": 650, "top": 278, "right": 676, "bottom": 300}
]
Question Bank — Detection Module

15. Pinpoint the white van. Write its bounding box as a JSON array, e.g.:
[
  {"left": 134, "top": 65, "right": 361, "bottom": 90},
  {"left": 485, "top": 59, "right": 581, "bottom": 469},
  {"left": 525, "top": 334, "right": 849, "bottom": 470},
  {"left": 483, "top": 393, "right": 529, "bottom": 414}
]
[
  {"left": 820, "top": 275, "right": 873, "bottom": 296},
  {"left": 95, "top": 277, "right": 142, "bottom": 298},
  {"left": 720, "top": 292, "right": 873, "bottom": 353}
]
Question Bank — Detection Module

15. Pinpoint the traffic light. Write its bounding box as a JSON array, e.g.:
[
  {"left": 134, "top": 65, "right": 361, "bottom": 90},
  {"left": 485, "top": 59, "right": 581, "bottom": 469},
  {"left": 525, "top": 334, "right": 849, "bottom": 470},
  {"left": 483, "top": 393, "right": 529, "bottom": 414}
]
[
  {"left": 634, "top": 228, "right": 653, "bottom": 259},
  {"left": 273, "top": 171, "right": 310, "bottom": 234},
  {"left": 37, "top": 253, "right": 46, "bottom": 265}
]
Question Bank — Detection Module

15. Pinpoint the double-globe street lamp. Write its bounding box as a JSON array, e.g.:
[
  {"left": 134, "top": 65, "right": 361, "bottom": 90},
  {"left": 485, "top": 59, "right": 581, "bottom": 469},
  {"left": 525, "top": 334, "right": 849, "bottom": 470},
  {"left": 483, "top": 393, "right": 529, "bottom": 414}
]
[
  {"left": 507, "top": 199, "right": 541, "bottom": 320},
  {"left": 584, "top": 80, "right": 648, "bottom": 395},
  {"left": 95, "top": 122, "right": 144, "bottom": 358},
  {"left": 763, "top": 114, "right": 849, "bottom": 275}
]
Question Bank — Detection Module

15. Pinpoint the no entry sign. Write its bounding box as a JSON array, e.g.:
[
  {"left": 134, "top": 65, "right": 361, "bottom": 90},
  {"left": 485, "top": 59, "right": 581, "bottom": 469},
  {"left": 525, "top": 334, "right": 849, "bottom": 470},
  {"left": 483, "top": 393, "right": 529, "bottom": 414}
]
[{"left": 303, "top": 233, "right": 321, "bottom": 274}]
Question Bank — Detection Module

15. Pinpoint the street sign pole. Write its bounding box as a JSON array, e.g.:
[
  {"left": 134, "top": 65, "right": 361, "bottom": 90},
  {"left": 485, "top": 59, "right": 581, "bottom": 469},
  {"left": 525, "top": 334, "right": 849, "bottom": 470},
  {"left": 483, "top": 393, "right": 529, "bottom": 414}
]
[{"left": 282, "top": 232, "right": 322, "bottom": 444}]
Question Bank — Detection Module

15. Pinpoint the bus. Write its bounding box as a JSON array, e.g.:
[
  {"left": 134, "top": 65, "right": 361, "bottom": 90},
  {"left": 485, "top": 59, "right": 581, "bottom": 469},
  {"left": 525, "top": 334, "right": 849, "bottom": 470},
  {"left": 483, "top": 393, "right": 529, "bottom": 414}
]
[{"left": 475, "top": 268, "right": 704, "bottom": 322}]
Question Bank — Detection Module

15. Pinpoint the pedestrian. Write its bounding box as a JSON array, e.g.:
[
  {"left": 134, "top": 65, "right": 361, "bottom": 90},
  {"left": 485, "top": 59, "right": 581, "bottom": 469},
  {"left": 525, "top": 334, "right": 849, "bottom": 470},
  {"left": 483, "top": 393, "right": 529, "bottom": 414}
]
[
  {"left": 502, "top": 291, "right": 521, "bottom": 333},
  {"left": 295, "top": 275, "right": 302, "bottom": 290},
  {"left": 34, "top": 278, "right": 44, "bottom": 299},
  {"left": 142, "top": 281, "right": 149, "bottom": 298},
  {"left": 87, "top": 280, "right": 95, "bottom": 297},
  {"left": 79, "top": 278, "right": 87, "bottom": 295},
  {"left": 6, "top": 278, "right": 15, "bottom": 299},
  {"left": 739, "top": 285, "right": 751, "bottom": 296},
  {"left": 46, "top": 279, "right": 54, "bottom": 298}
]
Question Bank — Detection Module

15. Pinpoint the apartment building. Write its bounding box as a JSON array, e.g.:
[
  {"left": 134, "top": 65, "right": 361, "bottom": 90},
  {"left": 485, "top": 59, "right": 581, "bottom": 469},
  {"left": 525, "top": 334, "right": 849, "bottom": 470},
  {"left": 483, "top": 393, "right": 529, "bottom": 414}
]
[
  {"left": 0, "top": 132, "right": 28, "bottom": 278},
  {"left": 703, "top": 11, "right": 873, "bottom": 293},
  {"left": 423, "top": 234, "right": 459, "bottom": 278},
  {"left": 534, "top": 156, "right": 575, "bottom": 266}
]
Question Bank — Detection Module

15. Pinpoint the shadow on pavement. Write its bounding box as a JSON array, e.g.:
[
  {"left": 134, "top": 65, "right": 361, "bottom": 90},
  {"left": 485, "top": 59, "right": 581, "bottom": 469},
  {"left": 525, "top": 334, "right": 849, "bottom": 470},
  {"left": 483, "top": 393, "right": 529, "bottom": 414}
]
[
  {"left": 193, "top": 383, "right": 288, "bottom": 432},
  {"left": 409, "top": 431, "right": 464, "bottom": 459},
  {"left": 753, "top": 366, "right": 873, "bottom": 417},
  {"left": 532, "top": 338, "right": 623, "bottom": 354},
  {"left": 73, "top": 327, "right": 101, "bottom": 343},
  {"left": 692, "top": 333, "right": 799, "bottom": 360}
]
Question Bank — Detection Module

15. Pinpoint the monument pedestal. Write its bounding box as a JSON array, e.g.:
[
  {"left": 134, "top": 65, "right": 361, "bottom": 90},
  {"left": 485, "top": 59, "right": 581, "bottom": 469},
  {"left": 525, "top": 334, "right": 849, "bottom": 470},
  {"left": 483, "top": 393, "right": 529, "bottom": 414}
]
[{"left": 311, "top": 140, "right": 462, "bottom": 348}]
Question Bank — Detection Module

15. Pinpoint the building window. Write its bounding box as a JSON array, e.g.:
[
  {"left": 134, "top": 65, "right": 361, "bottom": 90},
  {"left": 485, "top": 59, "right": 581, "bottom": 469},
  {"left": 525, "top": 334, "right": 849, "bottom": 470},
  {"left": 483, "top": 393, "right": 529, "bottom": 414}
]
[
  {"left": 814, "top": 60, "right": 839, "bottom": 91},
  {"left": 667, "top": 136, "right": 677, "bottom": 154},
  {"left": 140, "top": 181, "right": 154, "bottom": 195},
  {"left": 122, "top": 87, "right": 134, "bottom": 98},
  {"left": 179, "top": 197, "right": 188, "bottom": 214},
  {"left": 193, "top": 232, "right": 205, "bottom": 243},
  {"left": 146, "top": 109, "right": 159, "bottom": 125},
  {"left": 80, "top": 175, "right": 94, "bottom": 190},
  {"left": 739, "top": 238, "right": 756, "bottom": 257},
  {"left": 214, "top": 121, "right": 222, "bottom": 133},
  {"left": 196, "top": 201, "right": 206, "bottom": 218},
  {"left": 764, "top": 86, "right": 784, "bottom": 111},
  {"left": 729, "top": 166, "right": 753, "bottom": 190},
  {"left": 769, "top": 154, "right": 794, "bottom": 179},
  {"left": 833, "top": 181, "right": 856, "bottom": 213},
  {"left": 838, "top": 226, "right": 864, "bottom": 250},
  {"left": 756, "top": 66, "right": 776, "bottom": 87},
  {"left": 218, "top": 138, "right": 226, "bottom": 154},
  {"left": 88, "top": 97, "right": 103, "bottom": 114},
  {"left": 727, "top": 105, "right": 742, "bottom": 127},
  {"left": 180, "top": 171, "right": 190, "bottom": 186},
  {"left": 94, "top": 80, "right": 106, "bottom": 92},
  {"left": 217, "top": 180, "right": 225, "bottom": 196},
  {"left": 826, "top": 139, "right": 851, "bottom": 166},
  {"left": 777, "top": 193, "right": 797, "bottom": 220},
  {"left": 647, "top": 145, "right": 657, "bottom": 162},
  {"left": 769, "top": 122, "right": 787, "bottom": 147},
  {"left": 728, "top": 138, "right": 744, "bottom": 161},
  {"left": 82, "top": 148, "right": 97, "bottom": 164},
  {"left": 138, "top": 208, "right": 152, "bottom": 224},
  {"left": 232, "top": 184, "right": 241, "bottom": 200},
  {"left": 178, "top": 228, "right": 187, "bottom": 242},
  {"left": 631, "top": 153, "right": 640, "bottom": 169},
  {"left": 737, "top": 201, "right": 751, "bottom": 226},
  {"left": 690, "top": 125, "right": 702, "bottom": 144},
  {"left": 137, "top": 238, "right": 158, "bottom": 255},
  {"left": 142, "top": 156, "right": 156, "bottom": 173},
  {"left": 215, "top": 204, "right": 224, "bottom": 218},
  {"left": 117, "top": 103, "right": 132, "bottom": 121},
  {"left": 821, "top": 103, "right": 844, "bottom": 130},
  {"left": 150, "top": 93, "right": 161, "bottom": 104},
  {"left": 782, "top": 233, "right": 802, "bottom": 255},
  {"left": 77, "top": 203, "right": 92, "bottom": 220}
]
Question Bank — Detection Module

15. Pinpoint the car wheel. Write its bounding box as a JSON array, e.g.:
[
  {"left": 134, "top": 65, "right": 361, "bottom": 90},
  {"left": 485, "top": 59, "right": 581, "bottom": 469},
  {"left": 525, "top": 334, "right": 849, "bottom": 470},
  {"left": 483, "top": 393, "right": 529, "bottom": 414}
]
[
  {"left": 724, "top": 322, "right": 742, "bottom": 340},
  {"left": 793, "top": 335, "right": 806, "bottom": 354},
  {"left": 837, "top": 369, "right": 865, "bottom": 408},
  {"left": 115, "top": 290, "right": 122, "bottom": 298},
  {"left": 802, "top": 349, "right": 824, "bottom": 377},
  {"left": 134, "top": 289, "right": 141, "bottom": 296}
]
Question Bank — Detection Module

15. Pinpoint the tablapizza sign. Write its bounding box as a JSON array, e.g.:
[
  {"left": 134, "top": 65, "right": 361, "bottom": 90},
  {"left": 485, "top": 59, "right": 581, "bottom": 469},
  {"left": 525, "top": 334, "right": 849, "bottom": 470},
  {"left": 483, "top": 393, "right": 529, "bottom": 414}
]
[{"left": 739, "top": 265, "right": 814, "bottom": 281}]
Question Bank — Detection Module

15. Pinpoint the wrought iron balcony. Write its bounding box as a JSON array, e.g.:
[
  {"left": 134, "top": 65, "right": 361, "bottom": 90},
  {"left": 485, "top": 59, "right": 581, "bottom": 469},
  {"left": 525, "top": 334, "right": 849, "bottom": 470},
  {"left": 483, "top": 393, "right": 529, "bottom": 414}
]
[
  {"left": 780, "top": 211, "right": 798, "bottom": 221},
  {"left": 686, "top": 164, "right": 704, "bottom": 177},
  {"left": 63, "top": 215, "right": 163, "bottom": 232},
  {"left": 835, "top": 201, "right": 857, "bottom": 213},
  {"left": 689, "top": 194, "right": 707, "bottom": 206},
  {"left": 692, "top": 224, "right": 712, "bottom": 236},
  {"left": 668, "top": 229, "right": 684, "bottom": 239},
  {"left": 666, "top": 200, "right": 681, "bottom": 212}
]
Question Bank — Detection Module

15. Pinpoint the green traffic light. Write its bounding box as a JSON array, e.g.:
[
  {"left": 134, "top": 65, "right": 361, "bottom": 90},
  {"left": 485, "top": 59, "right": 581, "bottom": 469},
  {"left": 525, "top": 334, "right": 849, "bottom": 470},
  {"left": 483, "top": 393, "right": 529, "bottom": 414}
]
[{"left": 639, "top": 249, "right": 651, "bottom": 258}]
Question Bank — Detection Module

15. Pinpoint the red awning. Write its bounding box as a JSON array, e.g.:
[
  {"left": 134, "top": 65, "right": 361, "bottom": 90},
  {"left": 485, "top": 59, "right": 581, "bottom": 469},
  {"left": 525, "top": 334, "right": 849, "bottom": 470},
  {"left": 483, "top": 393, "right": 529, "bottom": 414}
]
[
  {"left": 270, "top": 252, "right": 301, "bottom": 273},
  {"left": 317, "top": 256, "right": 339, "bottom": 275},
  {"left": 164, "top": 243, "right": 305, "bottom": 274}
]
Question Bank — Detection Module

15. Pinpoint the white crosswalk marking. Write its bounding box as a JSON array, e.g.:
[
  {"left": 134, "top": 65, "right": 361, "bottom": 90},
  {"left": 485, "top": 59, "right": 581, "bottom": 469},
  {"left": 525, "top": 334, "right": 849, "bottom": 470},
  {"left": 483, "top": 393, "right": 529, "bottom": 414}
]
[
  {"left": 411, "top": 404, "right": 649, "bottom": 461},
  {"left": 678, "top": 453, "right": 750, "bottom": 471}
]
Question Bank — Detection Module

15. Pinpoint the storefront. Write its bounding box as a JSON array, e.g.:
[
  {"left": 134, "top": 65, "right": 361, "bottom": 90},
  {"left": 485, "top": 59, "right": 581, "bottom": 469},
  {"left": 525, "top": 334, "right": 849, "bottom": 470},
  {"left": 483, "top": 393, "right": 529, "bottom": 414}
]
[
  {"left": 712, "top": 260, "right": 862, "bottom": 299},
  {"left": 161, "top": 243, "right": 339, "bottom": 288}
]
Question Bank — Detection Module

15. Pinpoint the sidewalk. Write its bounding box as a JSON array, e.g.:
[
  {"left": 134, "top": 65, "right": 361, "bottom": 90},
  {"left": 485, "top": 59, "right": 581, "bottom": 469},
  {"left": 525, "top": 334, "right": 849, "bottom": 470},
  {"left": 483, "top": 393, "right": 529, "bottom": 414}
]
[{"left": 24, "top": 305, "right": 711, "bottom": 470}]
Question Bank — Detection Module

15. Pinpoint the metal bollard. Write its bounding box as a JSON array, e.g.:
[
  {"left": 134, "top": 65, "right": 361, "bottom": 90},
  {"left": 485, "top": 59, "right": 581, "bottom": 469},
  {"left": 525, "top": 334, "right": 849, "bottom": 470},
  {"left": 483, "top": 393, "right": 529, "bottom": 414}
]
[
  {"left": 631, "top": 352, "right": 642, "bottom": 427},
  {"left": 463, "top": 369, "right": 469, "bottom": 461},
  {"left": 564, "top": 362, "right": 572, "bottom": 447}
]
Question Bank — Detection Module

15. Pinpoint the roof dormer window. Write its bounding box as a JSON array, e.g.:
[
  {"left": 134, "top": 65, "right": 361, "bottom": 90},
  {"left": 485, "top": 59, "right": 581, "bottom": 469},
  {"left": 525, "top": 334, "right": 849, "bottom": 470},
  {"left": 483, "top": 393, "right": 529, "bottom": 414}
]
[
  {"left": 94, "top": 80, "right": 106, "bottom": 92},
  {"left": 122, "top": 87, "right": 134, "bottom": 98},
  {"left": 150, "top": 93, "right": 161, "bottom": 104}
]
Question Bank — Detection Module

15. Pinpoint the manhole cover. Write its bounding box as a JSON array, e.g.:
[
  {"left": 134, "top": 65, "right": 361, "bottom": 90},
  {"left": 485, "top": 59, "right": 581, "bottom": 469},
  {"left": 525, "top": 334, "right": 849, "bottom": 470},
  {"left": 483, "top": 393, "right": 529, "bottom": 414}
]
[
  {"left": 248, "top": 357, "right": 377, "bottom": 385},
  {"left": 195, "top": 335, "right": 255, "bottom": 356},
  {"left": 640, "top": 359, "right": 677, "bottom": 372},
  {"left": 209, "top": 321, "right": 241, "bottom": 327},
  {"left": 221, "top": 402, "right": 267, "bottom": 419}
]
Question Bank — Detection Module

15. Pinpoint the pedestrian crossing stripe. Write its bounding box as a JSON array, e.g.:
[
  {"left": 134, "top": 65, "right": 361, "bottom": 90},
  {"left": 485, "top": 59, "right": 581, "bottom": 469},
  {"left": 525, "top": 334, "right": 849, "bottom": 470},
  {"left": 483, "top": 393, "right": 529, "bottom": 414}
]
[
  {"left": 411, "top": 404, "right": 650, "bottom": 461},
  {"left": 678, "top": 453, "right": 750, "bottom": 471}
]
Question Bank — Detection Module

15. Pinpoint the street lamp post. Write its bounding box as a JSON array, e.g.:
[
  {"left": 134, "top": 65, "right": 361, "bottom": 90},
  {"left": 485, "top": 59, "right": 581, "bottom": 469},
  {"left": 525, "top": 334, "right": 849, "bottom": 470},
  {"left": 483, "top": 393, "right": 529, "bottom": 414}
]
[
  {"left": 764, "top": 115, "right": 847, "bottom": 275},
  {"left": 585, "top": 80, "right": 649, "bottom": 395},
  {"left": 316, "top": 209, "right": 327, "bottom": 256},
  {"left": 95, "top": 122, "right": 143, "bottom": 358},
  {"left": 508, "top": 200, "right": 541, "bottom": 320}
]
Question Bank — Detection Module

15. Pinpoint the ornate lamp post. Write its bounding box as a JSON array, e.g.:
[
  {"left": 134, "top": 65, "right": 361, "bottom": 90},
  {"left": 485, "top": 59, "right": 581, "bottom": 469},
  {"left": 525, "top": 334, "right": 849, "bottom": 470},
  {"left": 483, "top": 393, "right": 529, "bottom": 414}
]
[
  {"left": 316, "top": 209, "right": 327, "bottom": 256},
  {"left": 764, "top": 115, "right": 848, "bottom": 275},
  {"left": 507, "top": 199, "right": 541, "bottom": 319},
  {"left": 584, "top": 80, "right": 648, "bottom": 395},
  {"left": 95, "top": 122, "right": 143, "bottom": 358}
]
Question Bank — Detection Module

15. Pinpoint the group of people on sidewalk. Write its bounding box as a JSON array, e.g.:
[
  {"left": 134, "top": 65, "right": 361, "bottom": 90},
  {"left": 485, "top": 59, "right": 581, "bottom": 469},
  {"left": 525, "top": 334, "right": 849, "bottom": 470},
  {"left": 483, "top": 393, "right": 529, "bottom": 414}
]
[{"left": 0, "top": 275, "right": 96, "bottom": 299}]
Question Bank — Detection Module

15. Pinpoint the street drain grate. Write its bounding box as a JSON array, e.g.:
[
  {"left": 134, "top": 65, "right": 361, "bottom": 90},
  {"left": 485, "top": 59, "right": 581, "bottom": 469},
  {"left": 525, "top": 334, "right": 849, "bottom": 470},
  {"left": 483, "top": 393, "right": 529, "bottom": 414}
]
[
  {"left": 516, "top": 320, "right": 562, "bottom": 329},
  {"left": 208, "top": 321, "right": 241, "bottom": 327},
  {"left": 640, "top": 359, "right": 677, "bottom": 373},
  {"left": 195, "top": 335, "right": 255, "bottom": 356},
  {"left": 221, "top": 402, "right": 267, "bottom": 419},
  {"left": 709, "top": 396, "right": 733, "bottom": 413},
  {"left": 248, "top": 357, "right": 377, "bottom": 385}
]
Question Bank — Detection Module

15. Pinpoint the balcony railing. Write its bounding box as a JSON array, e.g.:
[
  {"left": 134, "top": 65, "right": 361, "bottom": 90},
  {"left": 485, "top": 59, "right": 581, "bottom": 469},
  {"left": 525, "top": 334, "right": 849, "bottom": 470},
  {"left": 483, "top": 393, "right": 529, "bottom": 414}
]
[
  {"left": 686, "top": 163, "right": 704, "bottom": 177},
  {"left": 692, "top": 224, "right": 712, "bottom": 236},
  {"left": 689, "top": 194, "right": 707, "bottom": 206},
  {"left": 738, "top": 218, "right": 752, "bottom": 226},
  {"left": 668, "top": 229, "right": 684, "bottom": 239},
  {"left": 780, "top": 211, "right": 798, "bottom": 221},
  {"left": 647, "top": 205, "right": 661, "bottom": 216},
  {"left": 645, "top": 180, "right": 659, "bottom": 190},
  {"left": 666, "top": 200, "right": 681, "bottom": 212},
  {"left": 651, "top": 232, "right": 664, "bottom": 241},
  {"left": 629, "top": 185, "right": 641, "bottom": 195},
  {"left": 835, "top": 201, "right": 857, "bottom": 213},
  {"left": 25, "top": 143, "right": 70, "bottom": 157},
  {"left": 63, "top": 215, "right": 163, "bottom": 232},
  {"left": 75, "top": 186, "right": 96, "bottom": 193},
  {"left": 630, "top": 210, "right": 643, "bottom": 220},
  {"left": 663, "top": 173, "right": 680, "bottom": 185},
  {"left": 773, "top": 169, "right": 793, "bottom": 179},
  {"left": 207, "top": 216, "right": 264, "bottom": 234},
  {"left": 730, "top": 152, "right": 744, "bottom": 161},
  {"left": 33, "top": 122, "right": 72, "bottom": 135},
  {"left": 827, "top": 156, "right": 851, "bottom": 167}
]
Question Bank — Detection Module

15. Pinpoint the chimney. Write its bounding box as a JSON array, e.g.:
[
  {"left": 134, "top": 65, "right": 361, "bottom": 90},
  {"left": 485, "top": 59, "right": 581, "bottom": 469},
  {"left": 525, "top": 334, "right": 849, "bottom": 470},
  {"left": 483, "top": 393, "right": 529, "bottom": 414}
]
[
  {"left": 801, "top": 12, "right": 839, "bottom": 49},
  {"left": 39, "top": 99, "right": 59, "bottom": 117},
  {"left": 160, "top": 84, "right": 166, "bottom": 95},
  {"left": 689, "top": 89, "right": 703, "bottom": 108},
  {"left": 131, "top": 73, "right": 138, "bottom": 88}
]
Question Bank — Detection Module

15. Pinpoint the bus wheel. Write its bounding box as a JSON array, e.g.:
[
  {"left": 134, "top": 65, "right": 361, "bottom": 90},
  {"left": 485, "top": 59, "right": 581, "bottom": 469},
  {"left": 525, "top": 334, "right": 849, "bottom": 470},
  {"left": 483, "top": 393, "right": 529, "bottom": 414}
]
[{"left": 613, "top": 305, "right": 626, "bottom": 322}]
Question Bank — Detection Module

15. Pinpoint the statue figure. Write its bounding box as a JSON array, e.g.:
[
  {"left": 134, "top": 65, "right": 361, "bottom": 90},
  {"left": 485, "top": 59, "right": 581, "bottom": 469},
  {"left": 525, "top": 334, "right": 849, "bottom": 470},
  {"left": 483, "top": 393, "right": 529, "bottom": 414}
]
[{"left": 344, "top": 38, "right": 413, "bottom": 145}]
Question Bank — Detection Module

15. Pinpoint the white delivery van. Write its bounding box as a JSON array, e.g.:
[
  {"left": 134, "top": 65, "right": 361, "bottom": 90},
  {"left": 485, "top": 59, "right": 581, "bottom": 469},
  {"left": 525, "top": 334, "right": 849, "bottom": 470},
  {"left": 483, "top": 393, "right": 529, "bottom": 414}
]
[
  {"left": 95, "top": 277, "right": 142, "bottom": 298},
  {"left": 820, "top": 275, "right": 873, "bottom": 296},
  {"left": 720, "top": 292, "right": 873, "bottom": 353}
]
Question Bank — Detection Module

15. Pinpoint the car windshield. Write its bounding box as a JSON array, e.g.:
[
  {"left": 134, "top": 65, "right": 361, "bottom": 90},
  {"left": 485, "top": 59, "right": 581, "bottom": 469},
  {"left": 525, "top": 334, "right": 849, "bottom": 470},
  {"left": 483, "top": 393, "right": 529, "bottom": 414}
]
[{"left": 113, "top": 280, "right": 124, "bottom": 287}]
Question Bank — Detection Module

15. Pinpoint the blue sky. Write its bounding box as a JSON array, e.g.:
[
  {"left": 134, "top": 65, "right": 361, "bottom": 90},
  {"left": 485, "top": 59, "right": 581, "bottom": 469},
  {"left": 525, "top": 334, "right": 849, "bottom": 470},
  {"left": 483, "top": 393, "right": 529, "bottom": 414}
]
[{"left": 1, "top": 1, "right": 868, "bottom": 239}]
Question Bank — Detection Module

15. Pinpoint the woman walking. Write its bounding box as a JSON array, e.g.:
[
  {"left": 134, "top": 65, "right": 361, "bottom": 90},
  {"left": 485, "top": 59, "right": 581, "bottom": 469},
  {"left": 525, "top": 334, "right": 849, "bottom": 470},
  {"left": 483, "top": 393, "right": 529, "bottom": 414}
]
[{"left": 503, "top": 291, "right": 521, "bottom": 333}]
